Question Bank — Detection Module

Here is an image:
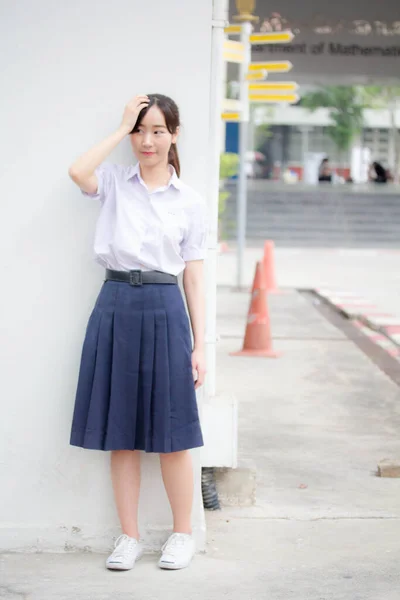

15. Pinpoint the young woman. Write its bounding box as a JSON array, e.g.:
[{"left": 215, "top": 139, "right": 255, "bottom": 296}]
[
  {"left": 68, "top": 94, "right": 208, "bottom": 571},
  {"left": 318, "top": 157, "right": 332, "bottom": 183},
  {"left": 369, "top": 161, "right": 388, "bottom": 184}
]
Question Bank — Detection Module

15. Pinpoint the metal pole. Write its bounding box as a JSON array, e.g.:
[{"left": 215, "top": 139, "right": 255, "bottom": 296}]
[{"left": 236, "top": 20, "right": 251, "bottom": 289}]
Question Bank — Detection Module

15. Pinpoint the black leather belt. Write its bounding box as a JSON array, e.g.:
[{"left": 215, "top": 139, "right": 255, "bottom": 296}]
[{"left": 105, "top": 269, "right": 177, "bottom": 286}]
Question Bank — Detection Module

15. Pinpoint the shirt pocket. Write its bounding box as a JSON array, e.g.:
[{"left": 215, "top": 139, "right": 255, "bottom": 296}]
[{"left": 162, "top": 209, "right": 187, "bottom": 244}]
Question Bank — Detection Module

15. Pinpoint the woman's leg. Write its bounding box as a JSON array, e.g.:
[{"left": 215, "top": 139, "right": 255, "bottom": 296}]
[
  {"left": 159, "top": 450, "right": 193, "bottom": 534},
  {"left": 111, "top": 450, "right": 141, "bottom": 539}
]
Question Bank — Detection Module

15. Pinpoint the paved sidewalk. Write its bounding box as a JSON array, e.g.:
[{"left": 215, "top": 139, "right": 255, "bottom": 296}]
[
  {"left": 218, "top": 245, "right": 400, "bottom": 317},
  {"left": 219, "top": 245, "right": 400, "bottom": 360},
  {"left": 315, "top": 287, "right": 400, "bottom": 361},
  {"left": 2, "top": 287, "right": 400, "bottom": 599}
]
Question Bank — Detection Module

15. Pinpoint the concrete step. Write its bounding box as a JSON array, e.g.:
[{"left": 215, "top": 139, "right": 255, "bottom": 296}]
[
  {"left": 242, "top": 220, "right": 400, "bottom": 232},
  {"left": 231, "top": 230, "right": 400, "bottom": 240},
  {"left": 226, "top": 207, "right": 400, "bottom": 218},
  {"left": 215, "top": 463, "right": 257, "bottom": 507},
  {"left": 223, "top": 187, "right": 400, "bottom": 246}
]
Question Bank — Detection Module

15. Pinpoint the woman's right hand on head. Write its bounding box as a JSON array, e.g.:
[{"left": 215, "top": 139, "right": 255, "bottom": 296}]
[{"left": 120, "top": 95, "right": 150, "bottom": 134}]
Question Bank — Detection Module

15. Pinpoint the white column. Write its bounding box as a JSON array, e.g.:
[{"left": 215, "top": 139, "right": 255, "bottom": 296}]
[
  {"left": 236, "top": 20, "right": 251, "bottom": 289},
  {"left": 301, "top": 125, "right": 309, "bottom": 181},
  {"left": 201, "top": 0, "right": 238, "bottom": 471},
  {"left": 388, "top": 101, "right": 396, "bottom": 172},
  {"left": 204, "top": 0, "right": 228, "bottom": 401}
]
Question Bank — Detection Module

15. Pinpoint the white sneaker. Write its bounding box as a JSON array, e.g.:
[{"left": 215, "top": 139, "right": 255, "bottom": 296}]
[
  {"left": 158, "top": 533, "right": 196, "bottom": 570},
  {"left": 106, "top": 534, "right": 144, "bottom": 570}
]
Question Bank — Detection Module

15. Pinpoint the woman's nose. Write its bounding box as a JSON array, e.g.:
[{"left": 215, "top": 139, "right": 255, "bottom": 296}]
[{"left": 142, "top": 133, "right": 153, "bottom": 147}]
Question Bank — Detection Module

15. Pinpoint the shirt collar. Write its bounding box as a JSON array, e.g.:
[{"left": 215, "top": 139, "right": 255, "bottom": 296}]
[{"left": 126, "top": 163, "right": 182, "bottom": 190}]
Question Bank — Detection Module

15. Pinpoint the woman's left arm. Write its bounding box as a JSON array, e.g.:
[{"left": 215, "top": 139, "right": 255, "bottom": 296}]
[{"left": 183, "top": 260, "right": 206, "bottom": 389}]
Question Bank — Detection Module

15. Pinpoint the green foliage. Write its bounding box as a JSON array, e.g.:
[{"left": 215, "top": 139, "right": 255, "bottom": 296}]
[
  {"left": 255, "top": 124, "right": 272, "bottom": 152},
  {"left": 220, "top": 152, "right": 239, "bottom": 180},
  {"left": 219, "top": 153, "right": 239, "bottom": 240},
  {"left": 302, "top": 84, "right": 400, "bottom": 177},
  {"left": 302, "top": 86, "right": 364, "bottom": 153},
  {"left": 218, "top": 190, "right": 230, "bottom": 219},
  {"left": 361, "top": 85, "right": 400, "bottom": 109}
]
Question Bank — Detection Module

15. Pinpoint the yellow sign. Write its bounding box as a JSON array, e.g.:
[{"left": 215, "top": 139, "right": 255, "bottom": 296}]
[
  {"left": 249, "top": 61, "right": 293, "bottom": 73},
  {"left": 233, "top": 0, "right": 259, "bottom": 23},
  {"left": 250, "top": 32, "right": 294, "bottom": 44},
  {"left": 249, "top": 93, "right": 299, "bottom": 104},
  {"left": 246, "top": 70, "right": 268, "bottom": 81},
  {"left": 221, "top": 112, "right": 241, "bottom": 121},
  {"left": 223, "top": 39, "right": 245, "bottom": 63},
  {"left": 224, "top": 25, "right": 242, "bottom": 35},
  {"left": 249, "top": 82, "right": 298, "bottom": 92}
]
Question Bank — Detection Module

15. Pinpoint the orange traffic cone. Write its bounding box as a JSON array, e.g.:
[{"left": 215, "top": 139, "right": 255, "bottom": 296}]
[
  {"left": 263, "top": 240, "right": 279, "bottom": 293},
  {"left": 231, "top": 262, "right": 281, "bottom": 358},
  {"left": 251, "top": 255, "right": 266, "bottom": 293}
]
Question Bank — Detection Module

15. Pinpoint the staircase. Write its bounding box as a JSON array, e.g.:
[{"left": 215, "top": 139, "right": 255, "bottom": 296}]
[{"left": 222, "top": 181, "right": 400, "bottom": 247}]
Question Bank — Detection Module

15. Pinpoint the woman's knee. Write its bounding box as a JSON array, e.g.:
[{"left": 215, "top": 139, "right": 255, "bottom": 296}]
[{"left": 159, "top": 450, "right": 190, "bottom": 462}]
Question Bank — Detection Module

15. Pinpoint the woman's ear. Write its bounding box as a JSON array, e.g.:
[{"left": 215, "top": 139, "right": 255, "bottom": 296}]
[{"left": 172, "top": 126, "right": 180, "bottom": 144}]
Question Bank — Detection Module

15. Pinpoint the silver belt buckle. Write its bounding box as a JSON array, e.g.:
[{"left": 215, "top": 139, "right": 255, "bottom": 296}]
[{"left": 129, "top": 270, "right": 143, "bottom": 286}]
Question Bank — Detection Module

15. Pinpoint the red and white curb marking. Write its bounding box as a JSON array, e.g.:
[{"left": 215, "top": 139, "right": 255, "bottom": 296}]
[
  {"left": 315, "top": 288, "right": 400, "bottom": 359},
  {"left": 353, "top": 320, "right": 400, "bottom": 358}
]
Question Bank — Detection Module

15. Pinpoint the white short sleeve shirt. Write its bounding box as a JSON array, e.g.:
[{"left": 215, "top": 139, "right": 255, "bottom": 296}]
[{"left": 82, "top": 163, "right": 208, "bottom": 276}]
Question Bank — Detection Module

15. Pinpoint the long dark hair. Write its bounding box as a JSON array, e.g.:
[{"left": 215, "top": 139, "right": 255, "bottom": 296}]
[{"left": 131, "top": 94, "right": 181, "bottom": 177}]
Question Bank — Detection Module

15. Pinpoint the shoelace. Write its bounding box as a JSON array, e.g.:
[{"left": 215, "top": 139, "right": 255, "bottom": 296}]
[
  {"left": 111, "top": 534, "right": 138, "bottom": 560},
  {"left": 161, "top": 533, "right": 188, "bottom": 553}
]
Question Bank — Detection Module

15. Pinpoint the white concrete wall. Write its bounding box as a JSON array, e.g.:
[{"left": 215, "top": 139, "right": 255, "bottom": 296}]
[{"left": 0, "top": 0, "right": 212, "bottom": 552}]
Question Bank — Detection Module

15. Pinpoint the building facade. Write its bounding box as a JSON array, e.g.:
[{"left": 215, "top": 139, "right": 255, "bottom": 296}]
[{"left": 252, "top": 106, "right": 400, "bottom": 180}]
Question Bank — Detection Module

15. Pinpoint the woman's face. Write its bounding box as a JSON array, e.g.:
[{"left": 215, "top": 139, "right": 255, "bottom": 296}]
[{"left": 130, "top": 105, "right": 179, "bottom": 169}]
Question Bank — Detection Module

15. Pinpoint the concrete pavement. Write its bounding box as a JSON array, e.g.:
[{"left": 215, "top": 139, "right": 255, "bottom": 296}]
[
  {"left": 218, "top": 245, "right": 400, "bottom": 318},
  {"left": 2, "top": 282, "right": 400, "bottom": 599}
]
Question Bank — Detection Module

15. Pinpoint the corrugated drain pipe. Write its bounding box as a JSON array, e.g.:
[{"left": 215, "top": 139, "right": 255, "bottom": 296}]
[{"left": 201, "top": 467, "right": 221, "bottom": 510}]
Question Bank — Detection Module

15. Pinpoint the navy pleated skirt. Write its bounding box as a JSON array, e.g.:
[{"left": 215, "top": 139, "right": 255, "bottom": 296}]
[{"left": 70, "top": 280, "right": 204, "bottom": 453}]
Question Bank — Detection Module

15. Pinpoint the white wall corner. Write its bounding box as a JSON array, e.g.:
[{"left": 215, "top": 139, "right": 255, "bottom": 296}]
[{"left": 200, "top": 393, "right": 238, "bottom": 468}]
